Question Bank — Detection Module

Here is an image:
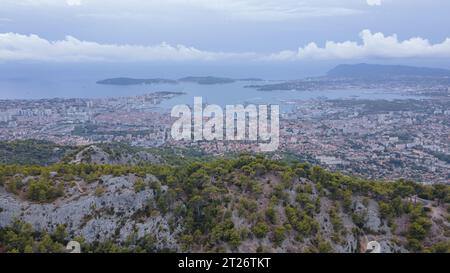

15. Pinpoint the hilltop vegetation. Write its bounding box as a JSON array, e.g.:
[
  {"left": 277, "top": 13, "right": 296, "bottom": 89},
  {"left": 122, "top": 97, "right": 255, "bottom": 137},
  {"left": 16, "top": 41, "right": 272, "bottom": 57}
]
[
  {"left": 0, "top": 140, "right": 77, "bottom": 166},
  {"left": 0, "top": 154, "right": 449, "bottom": 253},
  {"left": 0, "top": 140, "right": 213, "bottom": 166}
]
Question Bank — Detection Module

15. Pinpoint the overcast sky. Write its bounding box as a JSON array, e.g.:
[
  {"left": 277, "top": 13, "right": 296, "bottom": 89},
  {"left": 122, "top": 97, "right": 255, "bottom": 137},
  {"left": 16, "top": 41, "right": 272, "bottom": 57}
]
[{"left": 0, "top": 0, "right": 450, "bottom": 77}]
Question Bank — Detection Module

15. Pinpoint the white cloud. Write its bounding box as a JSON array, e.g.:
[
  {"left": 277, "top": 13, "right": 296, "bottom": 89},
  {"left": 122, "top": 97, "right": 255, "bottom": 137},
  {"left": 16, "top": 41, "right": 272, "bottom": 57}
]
[
  {"left": 170, "top": 0, "right": 362, "bottom": 21},
  {"left": 66, "top": 0, "right": 81, "bottom": 6},
  {"left": 2, "top": 30, "right": 450, "bottom": 63},
  {"left": 0, "top": 32, "right": 255, "bottom": 62},
  {"left": 3, "top": 0, "right": 364, "bottom": 21},
  {"left": 366, "top": 0, "right": 382, "bottom": 6},
  {"left": 267, "top": 30, "right": 450, "bottom": 60}
]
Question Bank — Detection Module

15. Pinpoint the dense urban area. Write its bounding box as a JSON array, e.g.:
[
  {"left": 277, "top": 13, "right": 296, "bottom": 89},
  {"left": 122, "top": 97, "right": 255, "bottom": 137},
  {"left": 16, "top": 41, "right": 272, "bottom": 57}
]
[{"left": 1, "top": 85, "right": 449, "bottom": 184}]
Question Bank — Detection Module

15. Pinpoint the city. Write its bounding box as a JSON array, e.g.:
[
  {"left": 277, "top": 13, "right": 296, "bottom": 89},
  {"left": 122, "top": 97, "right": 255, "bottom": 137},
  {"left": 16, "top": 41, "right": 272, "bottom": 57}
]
[{"left": 1, "top": 87, "right": 449, "bottom": 184}]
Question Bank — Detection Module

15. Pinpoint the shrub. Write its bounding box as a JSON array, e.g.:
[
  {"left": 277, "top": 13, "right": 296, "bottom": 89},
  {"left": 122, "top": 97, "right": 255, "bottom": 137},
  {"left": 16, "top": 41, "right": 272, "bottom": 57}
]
[
  {"left": 272, "top": 226, "right": 286, "bottom": 246},
  {"left": 252, "top": 222, "right": 269, "bottom": 238}
]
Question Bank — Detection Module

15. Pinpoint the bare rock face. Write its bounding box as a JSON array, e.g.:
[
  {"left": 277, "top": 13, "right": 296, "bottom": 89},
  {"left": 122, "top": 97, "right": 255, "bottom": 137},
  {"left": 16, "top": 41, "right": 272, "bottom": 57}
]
[
  {"left": 352, "top": 198, "right": 383, "bottom": 233},
  {"left": 0, "top": 174, "right": 180, "bottom": 251},
  {"left": 1, "top": 171, "right": 445, "bottom": 253},
  {"left": 365, "top": 200, "right": 383, "bottom": 233},
  {"left": 379, "top": 240, "right": 409, "bottom": 253},
  {"left": 71, "top": 145, "right": 110, "bottom": 165}
]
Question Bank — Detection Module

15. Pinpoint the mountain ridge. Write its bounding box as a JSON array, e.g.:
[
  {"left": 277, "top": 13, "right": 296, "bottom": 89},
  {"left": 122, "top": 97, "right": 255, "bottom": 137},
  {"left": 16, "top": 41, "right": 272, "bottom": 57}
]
[
  {"left": 0, "top": 151, "right": 449, "bottom": 253},
  {"left": 327, "top": 63, "right": 450, "bottom": 78}
]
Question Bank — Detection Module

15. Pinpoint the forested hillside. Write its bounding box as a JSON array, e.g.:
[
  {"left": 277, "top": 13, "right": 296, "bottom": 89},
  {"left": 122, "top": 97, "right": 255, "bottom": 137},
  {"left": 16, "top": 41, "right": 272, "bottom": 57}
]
[{"left": 0, "top": 153, "right": 448, "bottom": 253}]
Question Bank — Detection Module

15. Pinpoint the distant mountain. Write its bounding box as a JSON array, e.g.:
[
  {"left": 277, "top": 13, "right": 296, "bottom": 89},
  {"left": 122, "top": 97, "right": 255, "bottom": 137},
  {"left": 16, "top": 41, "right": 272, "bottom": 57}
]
[
  {"left": 327, "top": 63, "right": 450, "bottom": 78},
  {"left": 238, "top": 78, "right": 264, "bottom": 82},
  {"left": 178, "top": 76, "right": 236, "bottom": 85},
  {"left": 97, "top": 77, "right": 177, "bottom": 86}
]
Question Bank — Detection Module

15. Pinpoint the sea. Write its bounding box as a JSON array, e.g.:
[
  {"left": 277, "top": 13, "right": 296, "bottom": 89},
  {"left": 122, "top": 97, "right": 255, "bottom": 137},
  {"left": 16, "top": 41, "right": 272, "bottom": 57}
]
[{"left": 0, "top": 76, "right": 424, "bottom": 111}]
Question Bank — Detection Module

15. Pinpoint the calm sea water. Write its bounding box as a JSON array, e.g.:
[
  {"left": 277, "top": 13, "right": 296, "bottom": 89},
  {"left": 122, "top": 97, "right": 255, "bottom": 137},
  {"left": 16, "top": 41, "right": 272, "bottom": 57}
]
[{"left": 0, "top": 77, "right": 421, "bottom": 112}]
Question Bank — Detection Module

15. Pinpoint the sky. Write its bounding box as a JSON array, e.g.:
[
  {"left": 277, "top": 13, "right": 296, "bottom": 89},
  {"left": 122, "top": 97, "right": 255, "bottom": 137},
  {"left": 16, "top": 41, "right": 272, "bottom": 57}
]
[{"left": 0, "top": 0, "right": 450, "bottom": 79}]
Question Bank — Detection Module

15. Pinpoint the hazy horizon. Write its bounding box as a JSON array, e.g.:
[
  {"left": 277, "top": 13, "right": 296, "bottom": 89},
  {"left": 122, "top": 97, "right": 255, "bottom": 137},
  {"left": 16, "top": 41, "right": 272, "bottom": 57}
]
[{"left": 1, "top": 0, "right": 450, "bottom": 86}]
